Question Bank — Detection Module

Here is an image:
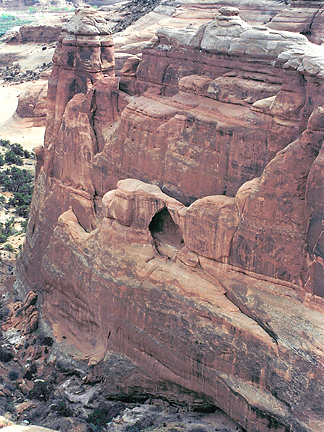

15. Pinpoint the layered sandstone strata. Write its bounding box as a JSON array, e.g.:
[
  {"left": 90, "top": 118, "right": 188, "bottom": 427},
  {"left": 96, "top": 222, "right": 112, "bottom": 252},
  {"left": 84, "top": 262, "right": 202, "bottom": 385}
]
[
  {"left": 266, "top": 0, "right": 324, "bottom": 45},
  {"left": 16, "top": 7, "right": 324, "bottom": 432}
]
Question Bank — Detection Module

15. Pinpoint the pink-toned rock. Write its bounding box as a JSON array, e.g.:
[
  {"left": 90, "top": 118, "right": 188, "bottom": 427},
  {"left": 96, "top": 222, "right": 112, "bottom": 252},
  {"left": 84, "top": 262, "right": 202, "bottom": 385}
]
[
  {"left": 180, "top": 195, "right": 239, "bottom": 263},
  {"left": 266, "top": 0, "right": 324, "bottom": 45},
  {"left": 15, "top": 8, "right": 324, "bottom": 432},
  {"left": 2, "top": 291, "right": 38, "bottom": 335},
  {"left": 16, "top": 80, "right": 48, "bottom": 127}
]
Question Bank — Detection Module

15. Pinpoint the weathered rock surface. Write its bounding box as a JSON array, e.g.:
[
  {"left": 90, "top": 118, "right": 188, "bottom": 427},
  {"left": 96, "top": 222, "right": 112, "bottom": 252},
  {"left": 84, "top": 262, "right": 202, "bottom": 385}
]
[
  {"left": 16, "top": 76, "right": 48, "bottom": 126},
  {"left": 15, "top": 7, "right": 324, "bottom": 432},
  {"left": 266, "top": 0, "right": 324, "bottom": 45}
]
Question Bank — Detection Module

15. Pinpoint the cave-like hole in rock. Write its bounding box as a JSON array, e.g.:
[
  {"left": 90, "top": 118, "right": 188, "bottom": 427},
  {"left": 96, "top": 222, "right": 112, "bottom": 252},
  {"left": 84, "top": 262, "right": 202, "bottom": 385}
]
[{"left": 149, "top": 207, "right": 183, "bottom": 259}]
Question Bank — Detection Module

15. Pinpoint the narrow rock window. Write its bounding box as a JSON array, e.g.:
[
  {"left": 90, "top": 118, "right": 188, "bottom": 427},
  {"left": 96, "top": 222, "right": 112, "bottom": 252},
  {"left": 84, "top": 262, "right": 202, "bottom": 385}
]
[{"left": 149, "top": 208, "right": 183, "bottom": 259}]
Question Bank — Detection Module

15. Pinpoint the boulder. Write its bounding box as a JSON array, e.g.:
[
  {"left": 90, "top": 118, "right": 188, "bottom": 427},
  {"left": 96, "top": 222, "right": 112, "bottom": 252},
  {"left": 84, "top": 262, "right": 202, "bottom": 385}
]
[{"left": 16, "top": 79, "right": 48, "bottom": 127}]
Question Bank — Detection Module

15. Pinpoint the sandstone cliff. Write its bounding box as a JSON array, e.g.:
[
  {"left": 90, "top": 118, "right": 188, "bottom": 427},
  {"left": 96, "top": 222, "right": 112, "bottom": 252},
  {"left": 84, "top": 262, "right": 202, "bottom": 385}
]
[{"left": 16, "top": 7, "right": 324, "bottom": 432}]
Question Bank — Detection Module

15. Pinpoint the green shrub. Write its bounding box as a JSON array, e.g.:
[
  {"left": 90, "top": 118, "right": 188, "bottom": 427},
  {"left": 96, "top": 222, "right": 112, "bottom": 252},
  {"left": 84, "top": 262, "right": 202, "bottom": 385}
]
[
  {"left": 87, "top": 409, "right": 110, "bottom": 429},
  {"left": 21, "top": 219, "right": 28, "bottom": 231},
  {"left": 0, "top": 139, "right": 10, "bottom": 148},
  {"left": 9, "top": 192, "right": 32, "bottom": 217},
  {"left": 29, "top": 380, "right": 53, "bottom": 402},
  {"left": 0, "top": 167, "right": 34, "bottom": 218},
  {"left": 4, "top": 243, "right": 14, "bottom": 252},
  {"left": 5, "top": 150, "right": 23, "bottom": 166},
  {"left": 8, "top": 369, "right": 19, "bottom": 381},
  {"left": 0, "top": 167, "right": 33, "bottom": 192},
  {"left": 53, "top": 399, "right": 74, "bottom": 417},
  {"left": 10, "top": 143, "right": 24, "bottom": 157},
  {"left": 0, "top": 219, "right": 14, "bottom": 243},
  {"left": 0, "top": 143, "right": 34, "bottom": 221}
]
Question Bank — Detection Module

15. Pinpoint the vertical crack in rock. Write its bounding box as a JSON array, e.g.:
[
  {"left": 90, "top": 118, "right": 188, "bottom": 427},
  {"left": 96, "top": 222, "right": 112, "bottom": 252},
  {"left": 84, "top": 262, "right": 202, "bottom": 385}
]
[
  {"left": 301, "top": 7, "right": 322, "bottom": 38},
  {"left": 89, "top": 88, "right": 100, "bottom": 156},
  {"left": 218, "top": 280, "right": 279, "bottom": 344}
]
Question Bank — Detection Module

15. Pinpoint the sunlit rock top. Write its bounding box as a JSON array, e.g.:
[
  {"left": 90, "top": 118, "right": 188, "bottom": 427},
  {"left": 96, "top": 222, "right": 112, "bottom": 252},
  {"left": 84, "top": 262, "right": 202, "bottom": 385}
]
[
  {"left": 156, "top": 6, "right": 324, "bottom": 77},
  {"left": 62, "top": 7, "right": 112, "bottom": 36}
]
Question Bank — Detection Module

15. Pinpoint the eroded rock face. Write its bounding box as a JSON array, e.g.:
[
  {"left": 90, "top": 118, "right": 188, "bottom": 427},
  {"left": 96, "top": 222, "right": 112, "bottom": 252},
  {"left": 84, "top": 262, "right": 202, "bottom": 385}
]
[
  {"left": 16, "top": 77, "right": 48, "bottom": 126},
  {"left": 16, "top": 7, "right": 324, "bottom": 432},
  {"left": 266, "top": 0, "right": 324, "bottom": 45}
]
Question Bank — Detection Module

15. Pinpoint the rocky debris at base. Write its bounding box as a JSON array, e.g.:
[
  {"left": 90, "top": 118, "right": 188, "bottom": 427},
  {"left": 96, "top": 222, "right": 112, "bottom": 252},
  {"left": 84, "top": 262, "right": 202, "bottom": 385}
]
[
  {"left": 0, "top": 62, "right": 53, "bottom": 84},
  {"left": 0, "top": 287, "right": 243, "bottom": 432},
  {"left": 112, "top": 0, "right": 162, "bottom": 33}
]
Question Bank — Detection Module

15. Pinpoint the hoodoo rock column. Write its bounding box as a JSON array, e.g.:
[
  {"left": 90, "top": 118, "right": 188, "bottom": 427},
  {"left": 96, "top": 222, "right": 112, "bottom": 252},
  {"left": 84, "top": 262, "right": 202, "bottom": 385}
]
[{"left": 18, "top": 8, "right": 121, "bottom": 286}]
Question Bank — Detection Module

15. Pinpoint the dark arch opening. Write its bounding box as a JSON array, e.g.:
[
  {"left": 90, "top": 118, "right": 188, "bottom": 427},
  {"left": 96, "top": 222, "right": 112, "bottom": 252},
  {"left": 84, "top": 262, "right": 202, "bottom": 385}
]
[{"left": 149, "top": 207, "right": 183, "bottom": 259}]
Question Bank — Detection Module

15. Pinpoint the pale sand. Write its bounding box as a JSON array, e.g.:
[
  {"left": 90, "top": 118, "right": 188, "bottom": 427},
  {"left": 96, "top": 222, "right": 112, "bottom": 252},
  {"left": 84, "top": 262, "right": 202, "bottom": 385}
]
[{"left": 0, "top": 83, "right": 45, "bottom": 151}]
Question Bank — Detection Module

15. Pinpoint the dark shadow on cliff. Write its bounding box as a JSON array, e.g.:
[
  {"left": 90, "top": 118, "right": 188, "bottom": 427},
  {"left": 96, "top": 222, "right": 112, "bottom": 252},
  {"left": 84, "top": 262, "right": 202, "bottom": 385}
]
[{"left": 149, "top": 207, "right": 183, "bottom": 259}]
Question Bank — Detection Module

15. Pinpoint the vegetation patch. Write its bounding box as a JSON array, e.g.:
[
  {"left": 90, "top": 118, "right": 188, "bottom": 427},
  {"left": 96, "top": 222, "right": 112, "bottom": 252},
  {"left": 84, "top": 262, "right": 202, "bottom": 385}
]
[
  {"left": 52, "top": 398, "right": 74, "bottom": 417},
  {"left": 0, "top": 138, "right": 34, "bottom": 257},
  {"left": 0, "top": 14, "right": 33, "bottom": 37},
  {"left": 29, "top": 380, "right": 53, "bottom": 402},
  {"left": 87, "top": 408, "right": 110, "bottom": 430}
]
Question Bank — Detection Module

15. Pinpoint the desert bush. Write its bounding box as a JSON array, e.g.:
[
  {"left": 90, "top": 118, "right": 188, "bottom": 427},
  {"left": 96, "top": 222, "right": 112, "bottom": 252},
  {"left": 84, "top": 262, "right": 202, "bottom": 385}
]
[
  {"left": 87, "top": 404, "right": 125, "bottom": 431},
  {"left": 8, "top": 369, "right": 19, "bottom": 381},
  {"left": 0, "top": 306, "right": 9, "bottom": 321},
  {"left": 0, "top": 167, "right": 34, "bottom": 218},
  {"left": 53, "top": 398, "right": 74, "bottom": 417},
  {"left": 0, "top": 139, "right": 10, "bottom": 148},
  {"left": 4, "top": 243, "right": 14, "bottom": 252},
  {"left": 10, "top": 143, "right": 24, "bottom": 157},
  {"left": 0, "top": 167, "right": 33, "bottom": 192},
  {"left": 0, "top": 14, "right": 33, "bottom": 36},
  {"left": 21, "top": 219, "right": 28, "bottom": 232},
  {"left": 23, "top": 362, "right": 37, "bottom": 380},
  {"left": 29, "top": 380, "right": 53, "bottom": 402},
  {"left": 36, "top": 334, "right": 54, "bottom": 347},
  {"left": 87, "top": 409, "right": 109, "bottom": 430},
  {"left": 9, "top": 192, "right": 31, "bottom": 217},
  {"left": 0, "top": 219, "right": 14, "bottom": 244},
  {"left": 0, "top": 346, "right": 13, "bottom": 362},
  {"left": 5, "top": 150, "right": 23, "bottom": 166},
  {"left": 24, "top": 149, "right": 31, "bottom": 158},
  {"left": 0, "top": 195, "right": 6, "bottom": 207}
]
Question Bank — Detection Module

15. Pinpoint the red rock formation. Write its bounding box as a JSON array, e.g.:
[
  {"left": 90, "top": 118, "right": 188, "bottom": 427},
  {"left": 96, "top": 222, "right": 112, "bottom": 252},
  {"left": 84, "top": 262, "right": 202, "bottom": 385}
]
[
  {"left": 16, "top": 76, "right": 48, "bottom": 127},
  {"left": 16, "top": 7, "right": 324, "bottom": 432},
  {"left": 3, "top": 290, "right": 39, "bottom": 335},
  {"left": 266, "top": 0, "right": 324, "bottom": 45}
]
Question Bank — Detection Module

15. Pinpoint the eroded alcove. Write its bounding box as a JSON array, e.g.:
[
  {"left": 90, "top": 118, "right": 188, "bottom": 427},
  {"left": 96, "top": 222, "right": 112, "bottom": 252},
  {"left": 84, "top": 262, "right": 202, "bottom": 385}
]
[{"left": 149, "top": 207, "right": 183, "bottom": 259}]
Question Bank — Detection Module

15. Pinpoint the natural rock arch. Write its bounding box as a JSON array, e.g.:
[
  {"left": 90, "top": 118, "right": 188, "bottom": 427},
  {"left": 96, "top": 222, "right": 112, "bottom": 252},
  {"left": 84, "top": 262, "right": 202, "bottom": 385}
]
[{"left": 149, "top": 207, "right": 183, "bottom": 259}]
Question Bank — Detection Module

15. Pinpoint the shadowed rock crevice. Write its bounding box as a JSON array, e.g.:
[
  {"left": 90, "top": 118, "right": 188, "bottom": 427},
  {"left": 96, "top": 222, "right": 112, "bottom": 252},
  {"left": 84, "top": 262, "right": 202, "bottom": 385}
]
[{"left": 149, "top": 207, "right": 183, "bottom": 259}]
